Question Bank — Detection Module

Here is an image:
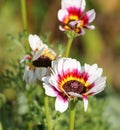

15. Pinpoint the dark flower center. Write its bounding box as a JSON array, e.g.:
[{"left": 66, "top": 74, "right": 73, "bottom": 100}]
[
  {"left": 32, "top": 55, "right": 51, "bottom": 67},
  {"left": 63, "top": 80, "right": 86, "bottom": 94}
]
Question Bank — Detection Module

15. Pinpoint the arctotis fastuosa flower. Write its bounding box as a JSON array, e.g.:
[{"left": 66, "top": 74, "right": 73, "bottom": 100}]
[
  {"left": 58, "top": 0, "right": 96, "bottom": 35},
  {"left": 42, "top": 58, "right": 106, "bottom": 113},
  {"left": 21, "top": 34, "right": 56, "bottom": 84}
]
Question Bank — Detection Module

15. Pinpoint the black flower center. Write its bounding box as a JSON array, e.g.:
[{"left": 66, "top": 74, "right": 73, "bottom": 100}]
[
  {"left": 32, "top": 55, "right": 51, "bottom": 67},
  {"left": 63, "top": 80, "right": 86, "bottom": 94}
]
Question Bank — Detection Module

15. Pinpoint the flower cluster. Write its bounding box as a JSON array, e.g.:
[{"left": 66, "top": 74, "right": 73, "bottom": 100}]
[{"left": 21, "top": 0, "right": 106, "bottom": 114}]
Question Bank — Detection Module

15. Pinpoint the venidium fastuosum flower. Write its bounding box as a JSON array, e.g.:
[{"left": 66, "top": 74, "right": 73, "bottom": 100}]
[
  {"left": 42, "top": 58, "right": 106, "bottom": 113},
  {"left": 21, "top": 34, "right": 56, "bottom": 84},
  {"left": 58, "top": 0, "right": 96, "bottom": 35}
]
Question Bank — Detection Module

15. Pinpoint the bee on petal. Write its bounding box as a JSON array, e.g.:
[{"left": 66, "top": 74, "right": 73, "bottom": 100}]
[{"left": 21, "top": 34, "right": 56, "bottom": 84}]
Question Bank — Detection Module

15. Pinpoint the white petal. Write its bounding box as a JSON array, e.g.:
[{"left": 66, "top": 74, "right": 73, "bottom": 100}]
[
  {"left": 59, "top": 25, "right": 65, "bottom": 31},
  {"left": 85, "top": 9, "right": 96, "bottom": 23},
  {"left": 79, "top": 0, "right": 86, "bottom": 11},
  {"left": 63, "top": 58, "right": 80, "bottom": 73},
  {"left": 56, "top": 58, "right": 65, "bottom": 75},
  {"left": 49, "top": 74, "right": 61, "bottom": 92},
  {"left": 79, "top": 28, "right": 85, "bottom": 35},
  {"left": 84, "top": 64, "right": 103, "bottom": 84},
  {"left": 23, "top": 68, "right": 35, "bottom": 84},
  {"left": 85, "top": 64, "right": 102, "bottom": 76},
  {"left": 58, "top": 9, "right": 69, "bottom": 22},
  {"left": 61, "top": 0, "right": 86, "bottom": 12},
  {"left": 84, "top": 25, "right": 95, "bottom": 30},
  {"left": 55, "top": 96, "right": 69, "bottom": 113},
  {"left": 34, "top": 68, "right": 41, "bottom": 80},
  {"left": 82, "top": 95, "right": 88, "bottom": 112},
  {"left": 32, "top": 47, "right": 44, "bottom": 61},
  {"left": 43, "top": 78, "right": 58, "bottom": 97},
  {"left": 40, "top": 67, "right": 49, "bottom": 78},
  {"left": 86, "top": 77, "right": 106, "bottom": 95},
  {"left": 20, "top": 55, "right": 32, "bottom": 63},
  {"left": 28, "top": 34, "right": 47, "bottom": 51},
  {"left": 68, "top": 92, "right": 82, "bottom": 98},
  {"left": 35, "top": 68, "right": 48, "bottom": 81},
  {"left": 29, "top": 34, "right": 41, "bottom": 51},
  {"left": 87, "top": 69, "right": 103, "bottom": 84}
]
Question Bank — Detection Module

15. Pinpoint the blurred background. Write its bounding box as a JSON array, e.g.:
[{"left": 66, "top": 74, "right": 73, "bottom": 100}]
[{"left": 0, "top": 0, "right": 120, "bottom": 130}]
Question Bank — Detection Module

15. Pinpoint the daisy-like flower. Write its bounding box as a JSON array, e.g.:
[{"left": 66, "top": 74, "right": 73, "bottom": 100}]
[
  {"left": 42, "top": 58, "right": 106, "bottom": 113},
  {"left": 58, "top": 0, "right": 96, "bottom": 35},
  {"left": 21, "top": 34, "right": 56, "bottom": 84}
]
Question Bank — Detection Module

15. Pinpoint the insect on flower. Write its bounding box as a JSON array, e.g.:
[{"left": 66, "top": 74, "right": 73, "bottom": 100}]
[
  {"left": 21, "top": 34, "right": 56, "bottom": 84},
  {"left": 42, "top": 58, "right": 106, "bottom": 112},
  {"left": 58, "top": 0, "right": 96, "bottom": 35}
]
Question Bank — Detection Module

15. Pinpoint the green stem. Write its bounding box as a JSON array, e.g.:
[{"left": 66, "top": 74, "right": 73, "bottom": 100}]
[
  {"left": 28, "top": 122, "right": 34, "bottom": 130},
  {"left": 44, "top": 95, "right": 52, "bottom": 130},
  {"left": 69, "top": 101, "right": 77, "bottom": 130},
  {"left": 20, "top": 0, "right": 28, "bottom": 36},
  {"left": 65, "top": 37, "right": 74, "bottom": 57},
  {"left": 20, "top": 0, "right": 30, "bottom": 53}
]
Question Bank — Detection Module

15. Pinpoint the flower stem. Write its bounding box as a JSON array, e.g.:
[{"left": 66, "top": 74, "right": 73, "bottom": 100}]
[
  {"left": 20, "top": 0, "right": 30, "bottom": 53},
  {"left": 20, "top": 0, "right": 28, "bottom": 36},
  {"left": 65, "top": 36, "right": 74, "bottom": 57},
  {"left": 69, "top": 101, "right": 77, "bottom": 130},
  {"left": 44, "top": 95, "right": 52, "bottom": 130},
  {"left": 28, "top": 122, "right": 34, "bottom": 130}
]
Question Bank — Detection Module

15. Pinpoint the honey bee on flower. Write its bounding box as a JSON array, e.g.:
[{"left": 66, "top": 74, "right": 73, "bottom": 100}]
[
  {"left": 21, "top": 34, "right": 56, "bottom": 84},
  {"left": 58, "top": 0, "right": 96, "bottom": 35}
]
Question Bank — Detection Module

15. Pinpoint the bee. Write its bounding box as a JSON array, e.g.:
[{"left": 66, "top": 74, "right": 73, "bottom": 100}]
[{"left": 32, "top": 48, "right": 56, "bottom": 68}]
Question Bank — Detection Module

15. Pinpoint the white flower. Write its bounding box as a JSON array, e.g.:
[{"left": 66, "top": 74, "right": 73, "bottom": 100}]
[
  {"left": 58, "top": 0, "right": 96, "bottom": 35},
  {"left": 42, "top": 58, "right": 106, "bottom": 112},
  {"left": 21, "top": 34, "right": 56, "bottom": 84}
]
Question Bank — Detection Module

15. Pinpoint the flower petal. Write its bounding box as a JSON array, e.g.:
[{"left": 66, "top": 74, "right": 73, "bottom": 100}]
[
  {"left": 82, "top": 9, "right": 96, "bottom": 24},
  {"left": 61, "top": 0, "right": 86, "bottom": 12},
  {"left": 85, "top": 64, "right": 103, "bottom": 84},
  {"left": 79, "top": 28, "right": 85, "bottom": 35},
  {"left": 86, "top": 9, "right": 96, "bottom": 23},
  {"left": 85, "top": 64, "right": 102, "bottom": 76},
  {"left": 43, "top": 77, "right": 58, "bottom": 97},
  {"left": 32, "top": 47, "right": 45, "bottom": 61},
  {"left": 37, "top": 67, "right": 48, "bottom": 80},
  {"left": 63, "top": 58, "right": 81, "bottom": 73},
  {"left": 82, "top": 95, "right": 88, "bottom": 112},
  {"left": 58, "top": 9, "right": 69, "bottom": 22},
  {"left": 68, "top": 92, "right": 82, "bottom": 98},
  {"left": 55, "top": 95, "right": 69, "bottom": 113},
  {"left": 59, "top": 25, "right": 66, "bottom": 31},
  {"left": 20, "top": 55, "right": 32, "bottom": 63},
  {"left": 29, "top": 34, "right": 41, "bottom": 51},
  {"left": 28, "top": 34, "right": 48, "bottom": 51},
  {"left": 23, "top": 66, "right": 35, "bottom": 84},
  {"left": 84, "top": 25, "right": 95, "bottom": 30},
  {"left": 86, "top": 77, "right": 106, "bottom": 95}
]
